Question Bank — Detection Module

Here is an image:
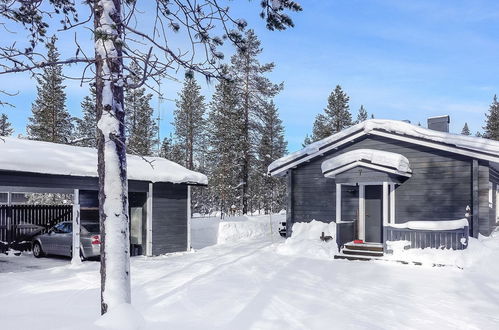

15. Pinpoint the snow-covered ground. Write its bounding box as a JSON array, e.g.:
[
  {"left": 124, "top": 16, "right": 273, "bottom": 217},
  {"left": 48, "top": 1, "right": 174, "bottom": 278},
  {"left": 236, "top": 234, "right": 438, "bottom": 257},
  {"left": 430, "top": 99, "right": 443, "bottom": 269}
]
[{"left": 1, "top": 215, "right": 499, "bottom": 329}]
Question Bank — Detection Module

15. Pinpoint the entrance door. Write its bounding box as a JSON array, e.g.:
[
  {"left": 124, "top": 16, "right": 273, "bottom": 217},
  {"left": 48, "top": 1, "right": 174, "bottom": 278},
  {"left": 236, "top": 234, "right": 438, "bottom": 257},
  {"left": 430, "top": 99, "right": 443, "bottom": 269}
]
[{"left": 365, "top": 185, "right": 383, "bottom": 243}]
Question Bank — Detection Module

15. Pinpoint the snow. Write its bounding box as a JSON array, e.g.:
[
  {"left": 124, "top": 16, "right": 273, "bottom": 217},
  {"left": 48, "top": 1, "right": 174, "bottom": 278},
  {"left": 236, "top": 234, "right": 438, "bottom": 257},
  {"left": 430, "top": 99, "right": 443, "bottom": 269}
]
[
  {"left": 2, "top": 216, "right": 499, "bottom": 329},
  {"left": 389, "top": 218, "right": 469, "bottom": 231},
  {"left": 0, "top": 137, "right": 207, "bottom": 185},
  {"left": 321, "top": 148, "right": 411, "bottom": 175},
  {"left": 276, "top": 220, "right": 338, "bottom": 259},
  {"left": 191, "top": 214, "right": 283, "bottom": 249},
  {"left": 94, "top": 303, "right": 145, "bottom": 330},
  {"left": 269, "top": 119, "right": 499, "bottom": 174}
]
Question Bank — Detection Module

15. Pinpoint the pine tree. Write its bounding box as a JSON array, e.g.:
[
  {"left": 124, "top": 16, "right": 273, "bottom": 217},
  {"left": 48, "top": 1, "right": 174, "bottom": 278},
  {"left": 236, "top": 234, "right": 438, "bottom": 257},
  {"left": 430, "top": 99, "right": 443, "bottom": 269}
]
[
  {"left": 206, "top": 72, "right": 244, "bottom": 216},
  {"left": 74, "top": 86, "right": 98, "bottom": 147},
  {"left": 371, "top": 114, "right": 375, "bottom": 119},
  {"left": 356, "top": 105, "right": 368, "bottom": 123},
  {"left": 476, "top": 131, "right": 483, "bottom": 137},
  {"left": 0, "top": 113, "right": 14, "bottom": 136},
  {"left": 461, "top": 122, "right": 471, "bottom": 136},
  {"left": 159, "top": 136, "right": 185, "bottom": 165},
  {"left": 484, "top": 95, "right": 499, "bottom": 140},
  {"left": 125, "top": 63, "right": 158, "bottom": 156},
  {"left": 173, "top": 76, "right": 206, "bottom": 169},
  {"left": 230, "top": 30, "right": 283, "bottom": 213},
  {"left": 306, "top": 85, "right": 352, "bottom": 144},
  {"left": 257, "top": 101, "right": 287, "bottom": 213},
  {"left": 27, "top": 36, "right": 73, "bottom": 144}
]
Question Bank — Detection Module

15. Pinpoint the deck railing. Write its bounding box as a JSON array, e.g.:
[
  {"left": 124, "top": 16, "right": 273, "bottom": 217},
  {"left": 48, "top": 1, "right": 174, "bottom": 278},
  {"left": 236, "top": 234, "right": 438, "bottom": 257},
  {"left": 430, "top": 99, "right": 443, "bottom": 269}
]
[
  {"left": 336, "top": 221, "right": 355, "bottom": 249},
  {"left": 383, "top": 225, "right": 469, "bottom": 252}
]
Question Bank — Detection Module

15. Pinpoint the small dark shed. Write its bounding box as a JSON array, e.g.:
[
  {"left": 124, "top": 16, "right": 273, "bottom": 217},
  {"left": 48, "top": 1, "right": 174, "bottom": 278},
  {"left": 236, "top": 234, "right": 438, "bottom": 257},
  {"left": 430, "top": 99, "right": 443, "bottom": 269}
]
[{"left": 0, "top": 137, "right": 207, "bottom": 256}]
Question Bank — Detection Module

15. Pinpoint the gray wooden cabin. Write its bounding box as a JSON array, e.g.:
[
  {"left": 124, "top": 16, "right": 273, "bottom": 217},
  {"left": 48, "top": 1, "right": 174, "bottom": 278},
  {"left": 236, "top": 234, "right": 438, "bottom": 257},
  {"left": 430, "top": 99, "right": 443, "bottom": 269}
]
[
  {"left": 269, "top": 116, "right": 499, "bottom": 251},
  {"left": 0, "top": 138, "right": 207, "bottom": 256}
]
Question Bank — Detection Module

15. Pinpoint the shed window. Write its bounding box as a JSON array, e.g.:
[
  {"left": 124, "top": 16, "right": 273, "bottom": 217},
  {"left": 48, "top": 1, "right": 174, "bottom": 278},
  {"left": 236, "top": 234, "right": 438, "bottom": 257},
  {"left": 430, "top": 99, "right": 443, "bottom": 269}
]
[
  {"left": 0, "top": 192, "right": 7, "bottom": 204},
  {"left": 11, "top": 193, "right": 28, "bottom": 204}
]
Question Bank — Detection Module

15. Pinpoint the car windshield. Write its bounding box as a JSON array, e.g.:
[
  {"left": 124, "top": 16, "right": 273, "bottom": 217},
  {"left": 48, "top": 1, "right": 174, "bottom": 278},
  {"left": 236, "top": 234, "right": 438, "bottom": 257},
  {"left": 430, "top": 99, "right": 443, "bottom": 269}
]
[{"left": 82, "top": 223, "right": 100, "bottom": 233}]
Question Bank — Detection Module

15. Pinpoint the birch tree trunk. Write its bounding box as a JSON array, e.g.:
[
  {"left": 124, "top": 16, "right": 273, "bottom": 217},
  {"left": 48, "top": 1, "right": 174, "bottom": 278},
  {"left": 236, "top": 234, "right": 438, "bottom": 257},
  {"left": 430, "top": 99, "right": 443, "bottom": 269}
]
[{"left": 94, "top": 0, "right": 131, "bottom": 315}]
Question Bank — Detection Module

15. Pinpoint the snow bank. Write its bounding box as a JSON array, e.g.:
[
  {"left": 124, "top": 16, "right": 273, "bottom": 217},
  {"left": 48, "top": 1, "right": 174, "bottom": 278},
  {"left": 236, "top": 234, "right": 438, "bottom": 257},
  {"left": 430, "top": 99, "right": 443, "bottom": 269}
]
[
  {"left": 95, "top": 303, "right": 145, "bottom": 330},
  {"left": 385, "top": 231, "right": 499, "bottom": 268},
  {"left": 269, "top": 119, "right": 499, "bottom": 174},
  {"left": 321, "top": 148, "right": 411, "bottom": 174},
  {"left": 216, "top": 214, "right": 283, "bottom": 244},
  {"left": 277, "top": 220, "right": 337, "bottom": 260},
  {"left": 191, "top": 214, "right": 284, "bottom": 249},
  {"left": 389, "top": 218, "right": 468, "bottom": 231},
  {"left": 0, "top": 137, "right": 207, "bottom": 185}
]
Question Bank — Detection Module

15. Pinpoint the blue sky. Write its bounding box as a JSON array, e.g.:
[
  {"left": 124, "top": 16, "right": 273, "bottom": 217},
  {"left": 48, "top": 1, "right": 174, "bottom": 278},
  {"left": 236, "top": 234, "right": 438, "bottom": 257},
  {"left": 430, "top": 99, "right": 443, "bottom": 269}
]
[{"left": 1, "top": 0, "right": 499, "bottom": 153}]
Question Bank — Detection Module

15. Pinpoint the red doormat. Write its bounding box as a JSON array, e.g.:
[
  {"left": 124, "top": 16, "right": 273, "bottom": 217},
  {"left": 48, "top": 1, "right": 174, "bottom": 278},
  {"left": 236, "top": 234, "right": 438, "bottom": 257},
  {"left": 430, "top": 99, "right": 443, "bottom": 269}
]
[{"left": 353, "top": 239, "right": 364, "bottom": 244}]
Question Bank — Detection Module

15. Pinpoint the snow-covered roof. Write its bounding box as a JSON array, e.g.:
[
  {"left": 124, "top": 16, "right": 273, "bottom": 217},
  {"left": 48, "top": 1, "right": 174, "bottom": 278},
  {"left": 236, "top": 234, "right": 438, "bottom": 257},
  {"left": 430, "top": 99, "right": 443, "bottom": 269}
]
[
  {"left": 0, "top": 137, "right": 207, "bottom": 185},
  {"left": 321, "top": 149, "right": 412, "bottom": 178},
  {"left": 269, "top": 119, "right": 499, "bottom": 176}
]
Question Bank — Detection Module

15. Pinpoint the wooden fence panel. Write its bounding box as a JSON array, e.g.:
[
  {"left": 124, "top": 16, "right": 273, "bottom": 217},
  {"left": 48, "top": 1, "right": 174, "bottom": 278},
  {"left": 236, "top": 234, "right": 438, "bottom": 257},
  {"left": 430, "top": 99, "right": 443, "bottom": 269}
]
[{"left": 0, "top": 205, "right": 72, "bottom": 247}]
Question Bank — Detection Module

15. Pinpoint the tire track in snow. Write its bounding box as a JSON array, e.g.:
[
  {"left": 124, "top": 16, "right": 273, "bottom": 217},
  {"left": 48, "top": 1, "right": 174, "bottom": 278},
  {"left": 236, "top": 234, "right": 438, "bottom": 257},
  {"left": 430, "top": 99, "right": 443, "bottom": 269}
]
[{"left": 141, "top": 240, "right": 273, "bottom": 307}]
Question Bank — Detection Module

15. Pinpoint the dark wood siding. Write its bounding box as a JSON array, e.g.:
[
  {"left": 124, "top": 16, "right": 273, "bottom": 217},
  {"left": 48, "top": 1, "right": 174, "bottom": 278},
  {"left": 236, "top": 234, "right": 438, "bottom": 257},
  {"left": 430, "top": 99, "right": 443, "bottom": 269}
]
[
  {"left": 0, "top": 170, "right": 149, "bottom": 192},
  {"left": 289, "top": 135, "right": 475, "bottom": 232},
  {"left": 152, "top": 182, "right": 187, "bottom": 255}
]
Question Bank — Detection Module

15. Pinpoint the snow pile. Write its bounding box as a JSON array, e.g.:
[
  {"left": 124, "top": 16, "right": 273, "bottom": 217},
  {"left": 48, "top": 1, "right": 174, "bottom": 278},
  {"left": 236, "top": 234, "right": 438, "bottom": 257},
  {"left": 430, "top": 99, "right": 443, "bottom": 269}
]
[
  {"left": 95, "top": 303, "right": 145, "bottom": 330},
  {"left": 216, "top": 214, "right": 283, "bottom": 244},
  {"left": 276, "top": 220, "right": 337, "bottom": 259},
  {"left": 191, "top": 214, "right": 284, "bottom": 249},
  {"left": 269, "top": 119, "right": 499, "bottom": 174},
  {"left": 389, "top": 218, "right": 469, "bottom": 231},
  {"left": 191, "top": 217, "right": 222, "bottom": 249},
  {"left": 0, "top": 137, "right": 207, "bottom": 184},
  {"left": 385, "top": 231, "right": 499, "bottom": 268},
  {"left": 321, "top": 148, "right": 411, "bottom": 175}
]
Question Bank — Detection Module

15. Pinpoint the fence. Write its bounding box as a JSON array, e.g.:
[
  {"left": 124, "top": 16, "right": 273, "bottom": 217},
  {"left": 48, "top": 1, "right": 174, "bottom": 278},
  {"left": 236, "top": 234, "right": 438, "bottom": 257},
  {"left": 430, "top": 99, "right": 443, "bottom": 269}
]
[
  {"left": 0, "top": 205, "right": 73, "bottom": 250},
  {"left": 383, "top": 225, "right": 469, "bottom": 251}
]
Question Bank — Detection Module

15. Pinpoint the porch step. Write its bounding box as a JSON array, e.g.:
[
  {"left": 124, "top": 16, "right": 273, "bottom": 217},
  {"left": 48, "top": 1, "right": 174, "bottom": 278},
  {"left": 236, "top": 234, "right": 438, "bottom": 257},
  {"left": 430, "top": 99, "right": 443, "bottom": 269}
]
[
  {"left": 344, "top": 242, "right": 384, "bottom": 252},
  {"left": 334, "top": 253, "right": 384, "bottom": 261},
  {"left": 341, "top": 247, "right": 384, "bottom": 257}
]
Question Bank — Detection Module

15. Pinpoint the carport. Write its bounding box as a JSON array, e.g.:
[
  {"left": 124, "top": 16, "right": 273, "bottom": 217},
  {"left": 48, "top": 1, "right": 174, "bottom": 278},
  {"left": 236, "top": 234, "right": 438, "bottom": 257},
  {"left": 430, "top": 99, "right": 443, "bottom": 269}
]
[{"left": 0, "top": 137, "right": 207, "bottom": 259}]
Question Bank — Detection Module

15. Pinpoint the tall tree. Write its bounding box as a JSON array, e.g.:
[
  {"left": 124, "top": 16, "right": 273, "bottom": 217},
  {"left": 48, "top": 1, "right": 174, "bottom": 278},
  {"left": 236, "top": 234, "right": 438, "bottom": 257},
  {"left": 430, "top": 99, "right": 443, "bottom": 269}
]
[
  {"left": 0, "top": 0, "right": 300, "bottom": 316},
  {"left": 74, "top": 86, "right": 98, "bottom": 147},
  {"left": 484, "top": 95, "right": 499, "bottom": 140},
  {"left": 461, "top": 122, "right": 471, "bottom": 136},
  {"left": 231, "top": 30, "right": 283, "bottom": 214},
  {"left": 306, "top": 85, "right": 353, "bottom": 144},
  {"left": 159, "top": 136, "right": 185, "bottom": 165},
  {"left": 125, "top": 63, "right": 158, "bottom": 156},
  {"left": 173, "top": 76, "right": 206, "bottom": 169},
  {"left": 27, "top": 36, "right": 72, "bottom": 144},
  {"left": 257, "top": 101, "right": 287, "bottom": 213},
  {"left": 207, "top": 71, "right": 244, "bottom": 216},
  {"left": 356, "top": 105, "right": 368, "bottom": 124},
  {"left": 0, "top": 113, "right": 14, "bottom": 136}
]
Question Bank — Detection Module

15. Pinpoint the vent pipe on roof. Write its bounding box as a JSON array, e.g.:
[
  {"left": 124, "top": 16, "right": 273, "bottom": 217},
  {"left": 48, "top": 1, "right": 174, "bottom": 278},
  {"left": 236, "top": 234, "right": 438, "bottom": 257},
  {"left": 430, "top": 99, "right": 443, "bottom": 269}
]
[{"left": 427, "top": 115, "right": 450, "bottom": 132}]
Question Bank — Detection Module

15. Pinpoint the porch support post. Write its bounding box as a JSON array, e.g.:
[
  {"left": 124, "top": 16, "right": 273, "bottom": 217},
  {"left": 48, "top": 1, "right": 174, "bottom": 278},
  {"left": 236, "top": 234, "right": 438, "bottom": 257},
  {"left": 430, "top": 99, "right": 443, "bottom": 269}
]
[
  {"left": 383, "top": 182, "right": 389, "bottom": 226},
  {"left": 146, "top": 183, "right": 153, "bottom": 257},
  {"left": 359, "top": 184, "right": 365, "bottom": 241},
  {"left": 496, "top": 184, "right": 499, "bottom": 224},
  {"left": 389, "top": 184, "right": 396, "bottom": 224},
  {"left": 336, "top": 183, "right": 342, "bottom": 222},
  {"left": 187, "top": 185, "right": 191, "bottom": 252},
  {"left": 71, "top": 189, "right": 81, "bottom": 264}
]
